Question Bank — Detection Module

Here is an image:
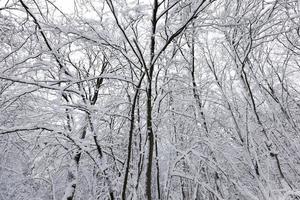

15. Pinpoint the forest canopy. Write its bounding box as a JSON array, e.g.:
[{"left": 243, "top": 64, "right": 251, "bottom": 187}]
[{"left": 1, "top": 0, "right": 300, "bottom": 199}]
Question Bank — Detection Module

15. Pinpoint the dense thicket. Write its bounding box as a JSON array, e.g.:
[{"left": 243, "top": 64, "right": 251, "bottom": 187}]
[{"left": 1, "top": 0, "right": 300, "bottom": 199}]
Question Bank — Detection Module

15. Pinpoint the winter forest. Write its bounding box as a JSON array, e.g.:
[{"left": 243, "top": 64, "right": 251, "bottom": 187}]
[{"left": 1, "top": 0, "right": 300, "bottom": 199}]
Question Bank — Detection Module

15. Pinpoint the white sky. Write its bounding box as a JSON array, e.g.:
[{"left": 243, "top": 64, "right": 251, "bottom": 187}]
[{"left": 53, "top": 0, "right": 76, "bottom": 14}]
